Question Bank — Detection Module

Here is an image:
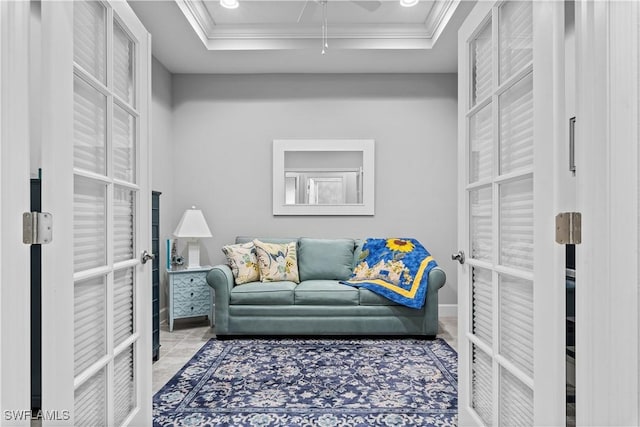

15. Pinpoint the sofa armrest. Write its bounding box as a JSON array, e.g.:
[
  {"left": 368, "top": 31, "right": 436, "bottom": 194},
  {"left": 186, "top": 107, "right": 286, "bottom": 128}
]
[
  {"left": 206, "top": 264, "right": 234, "bottom": 335},
  {"left": 423, "top": 266, "right": 447, "bottom": 336}
]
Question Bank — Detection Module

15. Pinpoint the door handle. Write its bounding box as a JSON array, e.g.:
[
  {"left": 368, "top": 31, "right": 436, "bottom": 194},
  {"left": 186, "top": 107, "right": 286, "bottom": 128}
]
[
  {"left": 141, "top": 250, "right": 155, "bottom": 264},
  {"left": 451, "top": 250, "right": 465, "bottom": 265}
]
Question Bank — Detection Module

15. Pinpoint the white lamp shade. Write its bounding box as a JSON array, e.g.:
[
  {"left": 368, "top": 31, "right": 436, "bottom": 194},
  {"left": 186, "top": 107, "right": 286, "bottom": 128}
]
[{"left": 173, "top": 206, "right": 212, "bottom": 238}]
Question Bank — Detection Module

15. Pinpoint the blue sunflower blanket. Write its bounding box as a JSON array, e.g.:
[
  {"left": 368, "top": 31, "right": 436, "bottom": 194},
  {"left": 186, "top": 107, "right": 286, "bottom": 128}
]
[{"left": 341, "top": 238, "right": 437, "bottom": 309}]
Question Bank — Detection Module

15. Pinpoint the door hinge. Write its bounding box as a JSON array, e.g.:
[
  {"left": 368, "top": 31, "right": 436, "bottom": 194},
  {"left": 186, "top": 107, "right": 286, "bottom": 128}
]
[
  {"left": 555, "top": 212, "right": 581, "bottom": 245},
  {"left": 23, "top": 212, "right": 53, "bottom": 245}
]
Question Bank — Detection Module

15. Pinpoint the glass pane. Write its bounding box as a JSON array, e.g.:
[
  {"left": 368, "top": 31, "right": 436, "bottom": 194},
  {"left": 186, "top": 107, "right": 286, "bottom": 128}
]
[
  {"left": 471, "top": 20, "right": 492, "bottom": 106},
  {"left": 114, "top": 346, "right": 135, "bottom": 426},
  {"left": 74, "top": 177, "right": 106, "bottom": 272},
  {"left": 470, "top": 186, "right": 492, "bottom": 261},
  {"left": 74, "top": 1, "right": 106, "bottom": 83},
  {"left": 114, "top": 21, "right": 135, "bottom": 106},
  {"left": 500, "top": 366, "right": 534, "bottom": 426},
  {"left": 74, "top": 368, "right": 107, "bottom": 426},
  {"left": 74, "top": 77, "right": 106, "bottom": 174},
  {"left": 113, "top": 105, "right": 136, "bottom": 183},
  {"left": 500, "top": 74, "right": 533, "bottom": 174},
  {"left": 74, "top": 276, "right": 106, "bottom": 376},
  {"left": 114, "top": 268, "right": 134, "bottom": 347},
  {"left": 499, "top": 1, "right": 533, "bottom": 83},
  {"left": 500, "top": 177, "right": 533, "bottom": 271},
  {"left": 114, "top": 187, "right": 135, "bottom": 262},
  {"left": 472, "top": 344, "right": 493, "bottom": 425},
  {"left": 472, "top": 267, "right": 492, "bottom": 346},
  {"left": 469, "top": 103, "right": 493, "bottom": 183},
  {"left": 499, "top": 274, "right": 533, "bottom": 377}
]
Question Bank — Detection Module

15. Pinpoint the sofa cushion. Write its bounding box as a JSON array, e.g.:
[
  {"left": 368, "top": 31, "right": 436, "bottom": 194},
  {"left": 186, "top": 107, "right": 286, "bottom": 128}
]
[
  {"left": 298, "top": 238, "right": 356, "bottom": 281},
  {"left": 230, "top": 281, "right": 297, "bottom": 305},
  {"left": 221, "top": 242, "right": 260, "bottom": 285},
  {"left": 253, "top": 239, "right": 300, "bottom": 283},
  {"left": 295, "top": 280, "right": 359, "bottom": 305},
  {"left": 359, "top": 288, "right": 401, "bottom": 306}
]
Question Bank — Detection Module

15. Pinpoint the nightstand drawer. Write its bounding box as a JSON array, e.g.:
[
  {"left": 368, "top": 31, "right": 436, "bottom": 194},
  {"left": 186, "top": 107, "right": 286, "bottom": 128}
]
[
  {"left": 173, "top": 284, "right": 210, "bottom": 305},
  {"left": 173, "top": 297, "right": 210, "bottom": 317}
]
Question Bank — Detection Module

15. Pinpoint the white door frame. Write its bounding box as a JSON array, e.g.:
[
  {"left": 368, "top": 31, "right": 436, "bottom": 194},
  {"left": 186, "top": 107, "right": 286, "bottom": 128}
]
[
  {"left": 0, "top": 2, "right": 32, "bottom": 426},
  {"left": 575, "top": 1, "right": 639, "bottom": 424}
]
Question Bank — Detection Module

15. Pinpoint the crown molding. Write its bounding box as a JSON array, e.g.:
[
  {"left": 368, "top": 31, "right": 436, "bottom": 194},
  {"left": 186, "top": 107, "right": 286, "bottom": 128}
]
[{"left": 175, "top": 0, "right": 461, "bottom": 51}]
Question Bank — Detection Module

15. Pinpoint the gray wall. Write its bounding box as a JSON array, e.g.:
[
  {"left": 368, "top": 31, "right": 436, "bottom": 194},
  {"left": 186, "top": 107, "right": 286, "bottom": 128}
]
[
  {"left": 170, "top": 73, "right": 459, "bottom": 305},
  {"left": 151, "top": 57, "right": 174, "bottom": 319}
]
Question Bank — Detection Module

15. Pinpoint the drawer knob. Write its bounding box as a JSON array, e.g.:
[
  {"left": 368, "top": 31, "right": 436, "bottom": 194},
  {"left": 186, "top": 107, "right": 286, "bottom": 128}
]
[
  {"left": 191, "top": 306, "right": 194, "bottom": 311},
  {"left": 190, "top": 278, "right": 194, "bottom": 282},
  {"left": 190, "top": 292, "right": 194, "bottom": 297}
]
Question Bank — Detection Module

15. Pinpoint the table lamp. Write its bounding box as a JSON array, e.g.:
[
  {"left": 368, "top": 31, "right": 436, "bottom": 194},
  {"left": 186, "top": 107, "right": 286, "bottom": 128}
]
[{"left": 173, "top": 206, "right": 212, "bottom": 269}]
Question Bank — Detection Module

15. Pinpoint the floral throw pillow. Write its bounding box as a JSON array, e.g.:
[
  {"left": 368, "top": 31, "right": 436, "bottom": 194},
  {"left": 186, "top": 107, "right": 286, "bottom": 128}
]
[
  {"left": 221, "top": 242, "right": 260, "bottom": 285},
  {"left": 253, "top": 239, "right": 300, "bottom": 283}
]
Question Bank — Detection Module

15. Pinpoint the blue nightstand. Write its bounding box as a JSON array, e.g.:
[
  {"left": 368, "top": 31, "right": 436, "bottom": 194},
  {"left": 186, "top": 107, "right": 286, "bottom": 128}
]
[{"left": 168, "top": 266, "right": 213, "bottom": 332}]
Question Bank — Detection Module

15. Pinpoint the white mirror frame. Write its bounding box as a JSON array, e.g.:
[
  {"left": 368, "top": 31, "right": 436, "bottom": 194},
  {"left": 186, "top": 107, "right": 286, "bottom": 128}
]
[{"left": 273, "top": 139, "right": 375, "bottom": 215}]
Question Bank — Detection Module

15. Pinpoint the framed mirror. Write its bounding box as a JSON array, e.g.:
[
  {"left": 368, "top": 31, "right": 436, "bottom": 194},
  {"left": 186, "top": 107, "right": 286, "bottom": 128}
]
[{"left": 273, "top": 139, "right": 375, "bottom": 215}]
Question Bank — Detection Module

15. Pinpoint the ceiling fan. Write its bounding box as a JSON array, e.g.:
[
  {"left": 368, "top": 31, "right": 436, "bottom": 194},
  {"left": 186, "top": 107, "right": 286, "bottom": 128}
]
[
  {"left": 296, "top": 0, "right": 382, "bottom": 54},
  {"left": 296, "top": 0, "right": 382, "bottom": 24}
]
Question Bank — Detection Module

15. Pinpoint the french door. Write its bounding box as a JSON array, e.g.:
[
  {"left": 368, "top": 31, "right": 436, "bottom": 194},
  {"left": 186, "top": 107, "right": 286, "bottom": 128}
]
[
  {"left": 40, "top": 2, "right": 151, "bottom": 425},
  {"left": 457, "top": 1, "right": 566, "bottom": 425}
]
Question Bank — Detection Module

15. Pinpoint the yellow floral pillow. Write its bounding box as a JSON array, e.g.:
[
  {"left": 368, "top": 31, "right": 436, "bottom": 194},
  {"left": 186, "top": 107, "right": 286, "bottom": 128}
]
[
  {"left": 221, "top": 242, "right": 260, "bottom": 285},
  {"left": 253, "top": 239, "right": 300, "bottom": 283}
]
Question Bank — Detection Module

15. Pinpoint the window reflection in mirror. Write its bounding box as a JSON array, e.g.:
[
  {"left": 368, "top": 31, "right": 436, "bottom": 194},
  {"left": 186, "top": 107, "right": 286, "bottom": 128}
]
[
  {"left": 273, "top": 139, "right": 374, "bottom": 216},
  {"left": 284, "top": 151, "right": 363, "bottom": 205}
]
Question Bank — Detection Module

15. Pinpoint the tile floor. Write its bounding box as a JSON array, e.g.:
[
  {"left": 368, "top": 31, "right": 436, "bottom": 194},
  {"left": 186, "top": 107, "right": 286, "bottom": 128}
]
[{"left": 152, "top": 316, "right": 459, "bottom": 394}]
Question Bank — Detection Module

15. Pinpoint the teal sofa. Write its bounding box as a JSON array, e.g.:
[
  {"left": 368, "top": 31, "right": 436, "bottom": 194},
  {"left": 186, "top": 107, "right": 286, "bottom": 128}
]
[{"left": 206, "top": 237, "right": 446, "bottom": 339}]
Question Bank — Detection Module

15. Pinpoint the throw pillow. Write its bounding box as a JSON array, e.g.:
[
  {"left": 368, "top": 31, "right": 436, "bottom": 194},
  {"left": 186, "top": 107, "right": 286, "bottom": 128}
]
[
  {"left": 298, "top": 238, "right": 355, "bottom": 281},
  {"left": 221, "top": 242, "right": 260, "bottom": 285},
  {"left": 253, "top": 239, "right": 300, "bottom": 283}
]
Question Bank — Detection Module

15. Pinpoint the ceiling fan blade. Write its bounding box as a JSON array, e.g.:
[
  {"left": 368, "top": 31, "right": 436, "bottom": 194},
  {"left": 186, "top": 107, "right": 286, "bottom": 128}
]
[
  {"left": 350, "top": 1, "right": 382, "bottom": 12},
  {"left": 297, "top": 0, "right": 319, "bottom": 23}
]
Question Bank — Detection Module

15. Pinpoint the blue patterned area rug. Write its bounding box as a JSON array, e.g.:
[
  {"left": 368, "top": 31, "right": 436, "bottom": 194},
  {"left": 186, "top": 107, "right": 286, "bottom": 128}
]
[{"left": 153, "top": 338, "right": 457, "bottom": 427}]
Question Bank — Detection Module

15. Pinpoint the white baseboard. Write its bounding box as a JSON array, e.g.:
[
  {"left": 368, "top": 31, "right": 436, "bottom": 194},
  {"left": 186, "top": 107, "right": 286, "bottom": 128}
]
[
  {"left": 439, "top": 304, "right": 458, "bottom": 318},
  {"left": 159, "top": 307, "right": 168, "bottom": 325}
]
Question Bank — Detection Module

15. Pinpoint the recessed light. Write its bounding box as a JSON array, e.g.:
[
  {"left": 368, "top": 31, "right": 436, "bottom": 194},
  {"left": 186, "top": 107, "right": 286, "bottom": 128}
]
[
  {"left": 220, "top": 0, "right": 239, "bottom": 9},
  {"left": 400, "top": 0, "right": 419, "bottom": 7}
]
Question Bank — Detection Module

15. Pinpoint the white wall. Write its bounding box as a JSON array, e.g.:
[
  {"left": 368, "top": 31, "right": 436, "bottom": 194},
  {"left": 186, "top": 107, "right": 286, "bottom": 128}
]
[
  {"left": 171, "top": 73, "right": 459, "bottom": 305},
  {"left": 151, "top": 57, "right": 174, "bottom": 319}
]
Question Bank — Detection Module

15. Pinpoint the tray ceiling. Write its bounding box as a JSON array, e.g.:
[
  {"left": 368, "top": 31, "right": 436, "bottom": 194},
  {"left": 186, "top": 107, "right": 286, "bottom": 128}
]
[
  {"left": 176, "top": 0, "right": 460, "bottom": 50},
  {"left": 127, "top": 0, "right": 475, "bottom": 73}
]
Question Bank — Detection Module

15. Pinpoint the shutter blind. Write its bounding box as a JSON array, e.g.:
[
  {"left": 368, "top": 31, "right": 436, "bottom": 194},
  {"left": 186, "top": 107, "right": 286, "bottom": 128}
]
[
  {"left": 73, "top": 177, "right": 107, "bottom": 272},
  {"left": 499, "top": 1, "right": 533, "bottom": 83},
  {"left": 74, "top": 368, "right": 107, "bottom": 426},
  {"left": 500, "top": 177, "right": 533, "bottom": 271},
  {"left": 73, "top": 76, "right": 106, "bottom": 174},
  {"left": 114, "top": 268, "right": 134, "bottom": 347},
  {"left": 113, "top": 105, "right": 135, "bottom": 183},
  {"left": 500, "top": 367, "right": 534, "bottom": 426},
  {"left": 114, "top": 188, "right": 134, "bottom": 262},
  {"left": 470, "top": 187, "right": 492, "bottom": 262},
  {"left": 499, "top": 274, "right": 534, "bottom": 377},
  {"left": 113, "top": 346, "right": 135, "bottom": 426},
  {"left": 113, "top": 21, "right": 134, "bottom": 106},
  {"left": 472, "top": 21, "right": 493, "bottom": 106},
  {"left": 73, "top": 1, "right": 106, "bottom": 83},
  {"left": 499, "top": 74, "right": 534, "bottom": 174},
  {"left": 74, "top": 276, "right": 107, "bottom": 376},
  {"left": 472, "top": 267, "right": 493, "bottom": 346},
  {"left": 472, "top": 344, "right": 493, "bottom": 425},
  {"left": 469, "top": 104, "right": 493, "bottom": 183}
]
